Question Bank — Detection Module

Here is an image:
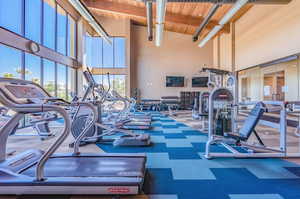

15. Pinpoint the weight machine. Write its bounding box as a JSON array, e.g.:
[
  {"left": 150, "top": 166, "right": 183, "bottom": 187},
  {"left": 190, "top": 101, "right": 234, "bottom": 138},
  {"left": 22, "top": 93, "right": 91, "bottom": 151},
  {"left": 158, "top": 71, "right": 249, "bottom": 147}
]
[{"left": 204, "top": 86, "right": 300, "bottom": 159}]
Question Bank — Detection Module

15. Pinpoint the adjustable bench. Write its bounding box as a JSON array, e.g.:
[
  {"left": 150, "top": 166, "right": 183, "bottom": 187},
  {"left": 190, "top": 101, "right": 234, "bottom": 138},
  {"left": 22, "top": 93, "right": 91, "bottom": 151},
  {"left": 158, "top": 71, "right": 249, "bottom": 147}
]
[{"left": 226, "top": 102, "right": 266, "bottom": 146}]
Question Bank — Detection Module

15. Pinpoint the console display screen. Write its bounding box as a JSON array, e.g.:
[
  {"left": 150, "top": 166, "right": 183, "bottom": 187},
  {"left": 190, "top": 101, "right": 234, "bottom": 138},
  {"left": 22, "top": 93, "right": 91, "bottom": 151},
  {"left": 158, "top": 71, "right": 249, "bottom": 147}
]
[
  {"left": 166, "top": 76, "right": 184, "bottom": 87},
  {"left": 192, "top": 77, "right": 208, "bottom": 87},
  {"left": 5, "top": 85, "right": 46, "bottom": 99}
]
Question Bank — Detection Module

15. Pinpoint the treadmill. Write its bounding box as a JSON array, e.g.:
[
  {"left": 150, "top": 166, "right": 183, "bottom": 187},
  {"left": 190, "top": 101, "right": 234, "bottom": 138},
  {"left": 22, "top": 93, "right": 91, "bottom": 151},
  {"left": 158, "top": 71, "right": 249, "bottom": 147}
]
[{"left": 0, "top": 78, "right": 147, "bottom": 195}]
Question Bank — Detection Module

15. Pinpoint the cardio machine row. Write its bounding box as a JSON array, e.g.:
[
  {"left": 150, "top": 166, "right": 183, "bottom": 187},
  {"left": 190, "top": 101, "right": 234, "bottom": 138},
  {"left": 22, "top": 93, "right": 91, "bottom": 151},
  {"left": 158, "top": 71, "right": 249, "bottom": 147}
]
[
  {"left": 69, "top": 68, "right": 151, "bottom": 147},
  {"left": 0, "top": 69, "right": 156, "bottom": 195},
  {"left": 0, "top": 77, "right": 149, "bottom": 195}
]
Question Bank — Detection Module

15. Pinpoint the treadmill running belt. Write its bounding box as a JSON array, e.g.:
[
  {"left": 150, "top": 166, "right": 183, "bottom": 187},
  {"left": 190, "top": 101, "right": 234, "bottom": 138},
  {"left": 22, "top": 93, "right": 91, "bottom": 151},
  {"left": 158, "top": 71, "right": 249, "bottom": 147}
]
[{"left": 21, "top": 156, "right": 145, "bottom": 178}]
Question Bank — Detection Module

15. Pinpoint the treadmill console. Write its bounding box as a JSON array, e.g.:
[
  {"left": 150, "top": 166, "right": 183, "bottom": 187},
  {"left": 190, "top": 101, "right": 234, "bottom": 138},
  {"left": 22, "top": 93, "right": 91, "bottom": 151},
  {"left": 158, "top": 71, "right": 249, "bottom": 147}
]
[{"left": 0, "top": 81, "right": 48, "bottom": 104}]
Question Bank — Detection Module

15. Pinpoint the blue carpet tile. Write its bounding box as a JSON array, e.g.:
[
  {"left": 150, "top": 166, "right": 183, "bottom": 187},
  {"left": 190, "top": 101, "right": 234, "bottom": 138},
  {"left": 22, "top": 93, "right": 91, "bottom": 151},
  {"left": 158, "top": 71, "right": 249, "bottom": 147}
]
[{"left": 97, "top": 112, "right": 300, "bottom": 199}]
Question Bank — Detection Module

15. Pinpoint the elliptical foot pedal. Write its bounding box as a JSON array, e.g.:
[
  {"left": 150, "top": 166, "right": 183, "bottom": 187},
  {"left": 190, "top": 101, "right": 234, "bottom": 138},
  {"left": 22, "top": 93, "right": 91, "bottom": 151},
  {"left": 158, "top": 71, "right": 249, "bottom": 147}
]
[{"left": 113, "top": 134, "right": 151, "bottom": 147}]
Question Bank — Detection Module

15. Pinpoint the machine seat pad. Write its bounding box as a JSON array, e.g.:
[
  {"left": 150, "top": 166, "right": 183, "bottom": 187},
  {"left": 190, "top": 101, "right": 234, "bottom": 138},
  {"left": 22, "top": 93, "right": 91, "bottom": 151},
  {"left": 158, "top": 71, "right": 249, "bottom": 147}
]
[{"left": 238, "top": 102, "right": 265, "bottom": 140}]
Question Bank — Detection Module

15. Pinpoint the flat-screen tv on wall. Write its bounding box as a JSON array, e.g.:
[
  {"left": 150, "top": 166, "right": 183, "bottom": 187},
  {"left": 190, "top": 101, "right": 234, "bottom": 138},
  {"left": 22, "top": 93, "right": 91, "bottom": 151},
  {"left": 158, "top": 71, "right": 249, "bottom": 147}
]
[
  {"left": 192, "top": 77, "right": 208, "bottom": 87},
  {"left": 166, "top": 76, "right": 184, "bottom": 87}
]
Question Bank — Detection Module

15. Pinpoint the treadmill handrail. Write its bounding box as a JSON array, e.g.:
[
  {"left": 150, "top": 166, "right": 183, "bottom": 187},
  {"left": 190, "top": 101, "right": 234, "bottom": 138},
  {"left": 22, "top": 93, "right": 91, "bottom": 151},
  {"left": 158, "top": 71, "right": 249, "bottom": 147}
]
[
  {"left": 35, "top": 104, "right": 71, "bottom": 181},
  {"left": 0, "top": 78, "right": 71, "bottom": 181}
]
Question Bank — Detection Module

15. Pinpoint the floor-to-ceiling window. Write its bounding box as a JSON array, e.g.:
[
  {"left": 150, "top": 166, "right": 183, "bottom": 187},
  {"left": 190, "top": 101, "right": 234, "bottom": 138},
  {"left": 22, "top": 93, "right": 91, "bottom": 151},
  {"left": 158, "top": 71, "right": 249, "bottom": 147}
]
[
  {"left": 85, "top": 36, "right": 127, "bottom": 96},
  {"left": 68, "top": 15, "right": 76, "bottom": 58},
  {"left": 57, "top": 5, "right": 67, "bottom": 55},
  {"left": 114, "top": 38, "right": 126, "bottom": 68},
  {"left": 86, "top": 36, "right": 126, "bottom": 69},
  {"left": 103, "top": 38, "right": 114, "bottom": 68},
  {"left": 0, "top": 0, "right": 78, "bottom": 100},
  {"left": 25, "top": 53, "right": 41, "bottom": 84},
  {"left": 113, "top": 75, "right": 126, "bottom": 97},
  {"left": 25, "top": 0, "right": 42, "bottom": 43},
  {"left": 43, "top": 59, "right": 56, "bottom": 96},
  {"left": 92, "top": 74, "right": 126, "bottom": 97},
  {"left": 57, "top": 64, "right": 67, "bottom": 100},
  {"left": 0, "top": 45, "right": 22, "bottom": 78},
  {"left": 0, "top": 0, "right": 23, "bottom": 35},
  {"left": 43, "top": 0, "right": 56, "bottom": 50},
  {"left": 68, "top": 67, "right": 76, "bottom": 100}
]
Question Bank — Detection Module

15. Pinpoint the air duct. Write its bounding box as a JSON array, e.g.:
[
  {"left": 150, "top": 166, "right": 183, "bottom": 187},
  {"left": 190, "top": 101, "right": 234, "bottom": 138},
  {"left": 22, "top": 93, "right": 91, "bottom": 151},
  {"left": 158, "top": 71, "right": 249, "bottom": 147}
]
[
  {"left": 198, "top": 0, "right": 248, "bottom": 48},
  {"left": 68, "top": 0, "right": 112, "bottom": 44},
  {"left": 155, "top": 0, "right": 167, "bottom": 46},
  {"left": 193, "top": 3, "right": 220, "bottom": 42},
  {"left": 146, "top": 1, "right": 154, "bottom": 41}
]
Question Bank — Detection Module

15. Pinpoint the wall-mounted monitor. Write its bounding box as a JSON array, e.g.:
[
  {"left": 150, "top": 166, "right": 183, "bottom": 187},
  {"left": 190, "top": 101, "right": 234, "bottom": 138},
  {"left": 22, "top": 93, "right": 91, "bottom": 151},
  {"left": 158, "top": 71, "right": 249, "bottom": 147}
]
[
  {"left": 166, "top": 76, "right": 184, "bottom": 87},
  {"left": 192, "top": 77, "right": 208, "bottom": 87}
]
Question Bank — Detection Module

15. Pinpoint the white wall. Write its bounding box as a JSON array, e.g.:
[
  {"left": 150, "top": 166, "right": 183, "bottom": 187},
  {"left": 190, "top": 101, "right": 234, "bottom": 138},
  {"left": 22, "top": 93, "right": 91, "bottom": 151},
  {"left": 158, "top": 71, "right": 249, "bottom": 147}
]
[{"left": 132, "top": 25, "right": 213, "bottom": 99}]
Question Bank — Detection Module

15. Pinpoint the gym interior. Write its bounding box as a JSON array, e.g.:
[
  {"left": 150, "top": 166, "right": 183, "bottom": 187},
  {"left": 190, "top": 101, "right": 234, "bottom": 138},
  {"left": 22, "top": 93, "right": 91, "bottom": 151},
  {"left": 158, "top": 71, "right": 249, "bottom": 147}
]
[{"left": 1, "top": 0, "right": 300, "bottom": 198}]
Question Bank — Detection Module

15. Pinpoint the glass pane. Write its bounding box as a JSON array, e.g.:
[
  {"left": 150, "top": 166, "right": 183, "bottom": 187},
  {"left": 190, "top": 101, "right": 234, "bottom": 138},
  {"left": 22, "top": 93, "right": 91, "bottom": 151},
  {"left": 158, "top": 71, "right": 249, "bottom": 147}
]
[
  {"left": 238, "top": 62, "right": 298, "bottom": 102},
  {"left": 103, "top": 38, "right": 114, "bottom": 68},
  {"left": 92, "top": 37, "right": 102, "bottom": 67},
  {"left": 25, "top": 0, "right": 42, "bottom": 43},
  {"left": 67, "top": 15, "right": 76, "bottom": 58},
  {"left": 0, "top": 0, "right": 22, "bottom": 35},
  {"left": 68, "top": 67, "right": 76, "bottom": 100},
  {"left": 57, "top": 64, "right": 67, "bottom": 99},
  {"left": 0, "top": 44, "right": 22, "bottom": 78},
  {"left": 102, "top": 74, "right": 110, "bottom": 91},
  {"left": 85, "top": 36, "right": 102, "bottom": 67},
  {"left": 25, "top": 53, "right": 41, "bottom": 84},
  {"left": 43, "top": 0, "right": 56, "bottom": 50},
  {"left": 85, "top": 34, "right": 92, "bottom": 67},
  {"left": 57, "top": 5, "right": 67, "bottom": 55},
  {"left": 93, "top": 75, "right": 103, "bottom": 85},
  {"left": 113, "top": 75, "right": 126, "bottom": 97},
  {"left": 114, "top": 38, "right": 126, "bottom": 68},
  {"left": 43, "top": 59, "right": 55, "bottom": 96}
]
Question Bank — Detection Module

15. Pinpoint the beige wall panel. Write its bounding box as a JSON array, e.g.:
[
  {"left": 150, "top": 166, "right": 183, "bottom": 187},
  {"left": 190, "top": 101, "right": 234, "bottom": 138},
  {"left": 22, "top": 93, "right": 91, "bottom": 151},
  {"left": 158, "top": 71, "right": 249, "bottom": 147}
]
[
  {"left": 235, "top": 0, "right": 300, "bottom": 70},
  {"left": 132, "top": 25, "right": 213, "bottom": 99}
]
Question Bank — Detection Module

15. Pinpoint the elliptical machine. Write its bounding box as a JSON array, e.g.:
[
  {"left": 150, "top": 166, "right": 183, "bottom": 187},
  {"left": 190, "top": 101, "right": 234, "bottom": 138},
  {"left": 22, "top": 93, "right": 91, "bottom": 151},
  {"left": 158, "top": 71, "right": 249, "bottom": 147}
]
[{"left": 70, "top": 68, "right": 151, "bottom": 147}]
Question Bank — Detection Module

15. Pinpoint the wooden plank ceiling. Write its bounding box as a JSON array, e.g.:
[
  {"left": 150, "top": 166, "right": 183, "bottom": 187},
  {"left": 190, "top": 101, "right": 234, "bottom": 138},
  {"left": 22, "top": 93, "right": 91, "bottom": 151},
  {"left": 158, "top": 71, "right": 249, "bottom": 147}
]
[{"left": 83, "top": 0, "right": 252, "bottom": 39}]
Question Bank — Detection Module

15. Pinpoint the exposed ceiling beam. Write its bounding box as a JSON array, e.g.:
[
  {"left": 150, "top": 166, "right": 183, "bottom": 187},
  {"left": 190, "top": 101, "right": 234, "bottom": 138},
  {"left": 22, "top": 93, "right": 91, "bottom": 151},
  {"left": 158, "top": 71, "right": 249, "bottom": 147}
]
[
  {"left": 206, "top": 3, "right": 253, "bottom": 43},
  {"left": 231, "top": 4, "right": 253, "bottom": 22},
  {"left": 83, "top": 0, "right": 230, "bottom": 34}
]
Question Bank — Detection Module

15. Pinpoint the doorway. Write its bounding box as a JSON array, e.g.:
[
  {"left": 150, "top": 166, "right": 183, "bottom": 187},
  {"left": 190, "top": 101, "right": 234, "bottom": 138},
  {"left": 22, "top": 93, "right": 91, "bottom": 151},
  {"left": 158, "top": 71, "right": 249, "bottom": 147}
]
[
  {"left": 263, "top": 71, "right": 285, "bottom": 101},
  {"left": 241, "top": 77, "right": 249, "bottom": 101}
]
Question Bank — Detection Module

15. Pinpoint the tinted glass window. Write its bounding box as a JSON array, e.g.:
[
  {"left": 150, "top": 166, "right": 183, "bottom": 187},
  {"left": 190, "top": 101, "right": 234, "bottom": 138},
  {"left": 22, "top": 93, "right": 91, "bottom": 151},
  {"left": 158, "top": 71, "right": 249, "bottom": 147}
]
[
  {"left": 43, "top": 0, "right": 56, "bottom": 50},
  {"left": 25, "top": 0, "right": 42, "bottom": 43},
  {"left": 0, "top": 0, "right": 22, "bottom": 35},
  {"left": 67, "top": 15, "right": 76, "bottom": 58},
  {"left": 25, "top": 53, "right": 41, "bottom": 84},
  {"left": 85, "top": 37, "right": 126, "bottom": 68},
  {"left": 57, "top": 5, "right": 67, "bottom": 55},
  {"left": 57, "top": 63, "right": 67, "bottom": 99},
  {"left": 0, "top": 44, "right": 22, "bottom": 78},
  {"left": 43, "top": 59, "right": 55, "bottom": 96},
  {"left": 103, "top": 38, "right": 114, "bottom": 68},
  {"left": 114, "top": 38, "right": 126, "bottom": 68},
  {"left": 113, "top": 75, "right": 126, "bottom": 96},
  {"left": 67, "top": 67, "right": 76, "bottom": 100}
]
